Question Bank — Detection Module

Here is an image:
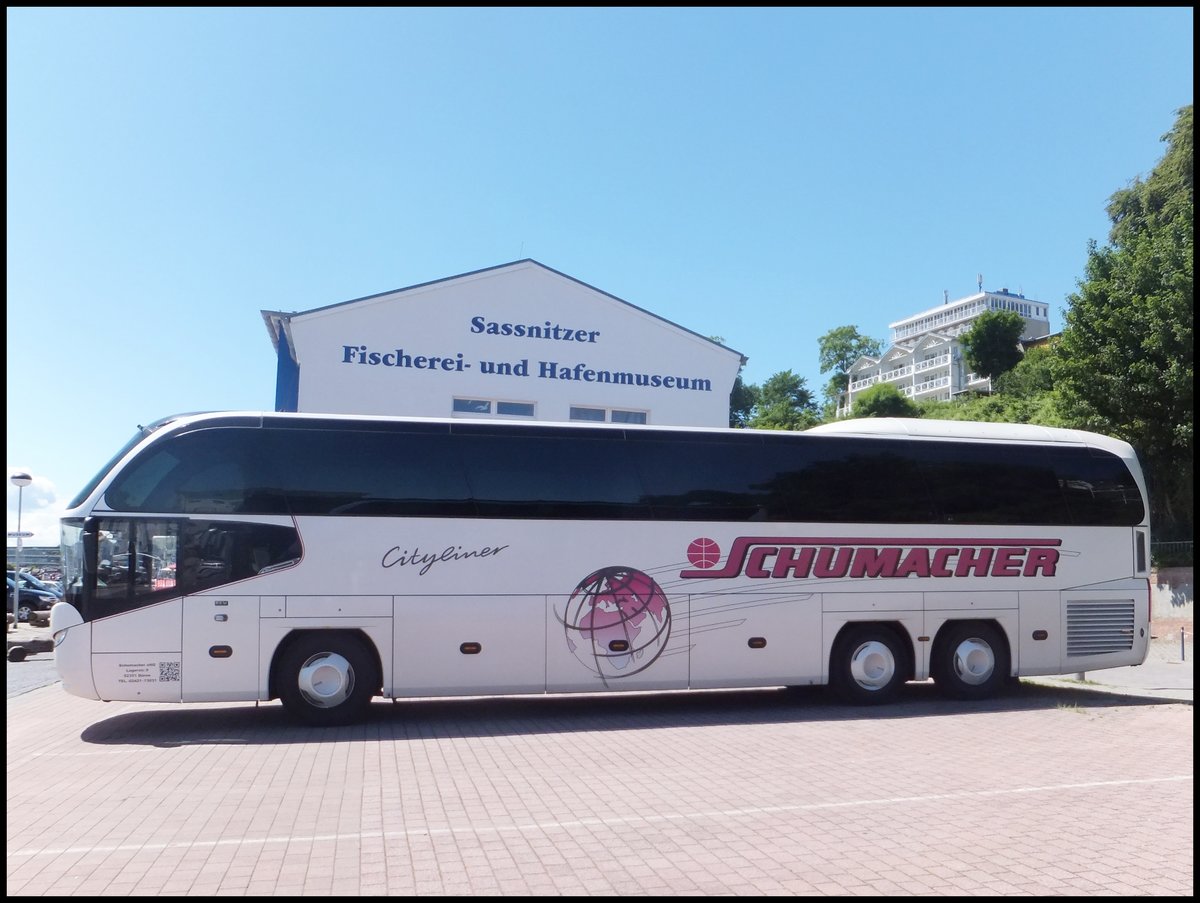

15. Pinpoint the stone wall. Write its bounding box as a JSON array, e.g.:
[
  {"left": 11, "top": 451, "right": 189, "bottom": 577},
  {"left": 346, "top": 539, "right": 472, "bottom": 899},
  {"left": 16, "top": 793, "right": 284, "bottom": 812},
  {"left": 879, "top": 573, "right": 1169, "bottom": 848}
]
[{"left": 1151, "top": 566, "right": 1194, "bottom": 621}]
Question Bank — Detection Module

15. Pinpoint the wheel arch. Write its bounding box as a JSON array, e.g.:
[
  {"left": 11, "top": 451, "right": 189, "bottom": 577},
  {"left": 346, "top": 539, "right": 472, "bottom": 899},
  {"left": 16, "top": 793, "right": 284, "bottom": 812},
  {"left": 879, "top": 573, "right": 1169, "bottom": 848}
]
[
  {"left": 929, "top": 617, "right": 1014, "bottom": 679},
  {"left": 828, "top": 619, "right": 917, "bottom": 684},
  {"left": 268, "top": 627, "right": 384, "bottom": 701}
]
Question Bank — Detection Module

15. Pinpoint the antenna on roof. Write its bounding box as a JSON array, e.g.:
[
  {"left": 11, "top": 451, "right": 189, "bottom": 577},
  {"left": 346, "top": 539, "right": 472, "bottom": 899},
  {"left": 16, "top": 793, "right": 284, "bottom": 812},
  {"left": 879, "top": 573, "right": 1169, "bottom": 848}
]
[
  {"left": 944, "top": 289, "right": 949, "bottom": 304},
  {"left": 978, "top": 273, "right": 983, "bottom": 292}
]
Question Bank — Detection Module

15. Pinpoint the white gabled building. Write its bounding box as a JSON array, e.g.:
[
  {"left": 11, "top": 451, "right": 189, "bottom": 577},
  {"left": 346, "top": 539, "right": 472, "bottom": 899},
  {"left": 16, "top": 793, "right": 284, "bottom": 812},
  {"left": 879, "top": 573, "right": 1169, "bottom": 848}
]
[
  {"left": 837, "top": 287, "right": 1051, "bottom": 417},
  {"left": 262, "top": 259, "right": 746, "bottom": 428}
]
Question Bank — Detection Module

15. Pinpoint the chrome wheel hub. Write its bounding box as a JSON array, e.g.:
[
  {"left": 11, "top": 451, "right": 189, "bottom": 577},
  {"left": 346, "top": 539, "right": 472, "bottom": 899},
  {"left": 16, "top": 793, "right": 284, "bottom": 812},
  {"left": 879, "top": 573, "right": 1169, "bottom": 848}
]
[
  {"left": 297, "top": 652, "right": 355, "bottom": 708},
  {"left": 849, "top": 640, "right": 896, "bottom": 691},
  {"left": 952, "top": 638, "right": 995, "bottom": 686}
]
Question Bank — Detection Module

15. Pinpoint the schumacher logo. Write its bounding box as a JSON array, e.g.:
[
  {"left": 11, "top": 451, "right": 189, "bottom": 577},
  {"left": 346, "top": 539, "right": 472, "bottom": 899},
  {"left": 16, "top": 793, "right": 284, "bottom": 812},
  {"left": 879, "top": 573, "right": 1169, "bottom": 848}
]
[{"left": 679, "top": 536, "right": 1062, "bottom": 580}]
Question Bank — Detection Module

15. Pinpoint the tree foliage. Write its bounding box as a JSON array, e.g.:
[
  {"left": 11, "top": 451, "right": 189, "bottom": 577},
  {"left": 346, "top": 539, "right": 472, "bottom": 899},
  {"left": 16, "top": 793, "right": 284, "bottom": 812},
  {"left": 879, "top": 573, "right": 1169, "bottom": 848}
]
[
  {"left": 993, "top": 342, "right": 1056, "bottom": 396},
  {"left": 729, "top": 374, "right": 759, "bottom": 428},
  {"left": 918, "top": 389, "right": 1065, "bottom": 427},
  {"left": 1052, "top": 104, "right": 1193, "bottom": 537},
  {"left": 746, "top": 370, "right": 819, "bottom": 430},
  {"left": 851, "top": 382, "right": 922, "bottom": 418},
  {"left": 817, "top": 325, "right": 883, "bottom": 401},
  {"left": 959, "top": 309, "right": 1026, "bottom": 379}
]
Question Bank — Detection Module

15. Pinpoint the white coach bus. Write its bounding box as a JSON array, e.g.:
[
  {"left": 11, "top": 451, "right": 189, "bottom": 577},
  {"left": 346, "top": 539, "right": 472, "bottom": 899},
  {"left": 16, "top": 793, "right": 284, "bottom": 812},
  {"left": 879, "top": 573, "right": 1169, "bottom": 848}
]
[{"left": 52, "top": 412, "right": 1152, "bottom": 725}]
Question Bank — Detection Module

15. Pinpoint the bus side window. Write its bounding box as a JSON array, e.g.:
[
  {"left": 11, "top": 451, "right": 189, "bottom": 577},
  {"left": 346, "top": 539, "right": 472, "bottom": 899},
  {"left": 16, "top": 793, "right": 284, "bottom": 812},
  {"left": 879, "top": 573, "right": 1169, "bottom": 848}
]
[
  {"left": 250, "top": 546, "right": 272, "bottom": 574},
  {"left": 246, "top": 536, "right": 299, "bottom": 576},
  {"left": 178, "top": 524, "right": 226, "bottom": 590},
  {"left": 232, "top": 524, "right": 303, "bottom": 578}
]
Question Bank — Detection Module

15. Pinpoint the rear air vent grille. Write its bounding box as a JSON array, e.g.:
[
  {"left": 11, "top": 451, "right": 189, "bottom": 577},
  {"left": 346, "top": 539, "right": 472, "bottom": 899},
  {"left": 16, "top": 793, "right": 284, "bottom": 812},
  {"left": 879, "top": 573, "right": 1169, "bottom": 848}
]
[{"left": 1066, "top": 601, "right": 1135, "bottom": 657}]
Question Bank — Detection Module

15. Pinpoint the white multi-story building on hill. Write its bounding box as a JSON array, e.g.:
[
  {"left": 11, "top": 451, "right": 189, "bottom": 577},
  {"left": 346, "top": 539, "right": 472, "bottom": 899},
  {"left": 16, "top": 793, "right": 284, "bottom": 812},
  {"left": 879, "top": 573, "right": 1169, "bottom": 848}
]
[{"left": 837, "top": 287, "right": 1051, "bottom": 417}]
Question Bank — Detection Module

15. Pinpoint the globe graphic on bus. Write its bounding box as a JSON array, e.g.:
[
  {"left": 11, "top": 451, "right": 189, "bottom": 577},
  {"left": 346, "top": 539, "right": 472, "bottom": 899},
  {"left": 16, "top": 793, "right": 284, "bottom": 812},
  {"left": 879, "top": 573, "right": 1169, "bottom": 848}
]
[{"left": 562, "top": 566, "right": 671, "bottom": 680}]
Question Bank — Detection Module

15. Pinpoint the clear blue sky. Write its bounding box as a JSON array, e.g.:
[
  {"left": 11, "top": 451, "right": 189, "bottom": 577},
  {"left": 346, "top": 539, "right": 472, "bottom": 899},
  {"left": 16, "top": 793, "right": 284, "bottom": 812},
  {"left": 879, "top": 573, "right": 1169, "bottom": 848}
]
[{"left": 6, "top": 7, "right": 1194, "bottom": 548}]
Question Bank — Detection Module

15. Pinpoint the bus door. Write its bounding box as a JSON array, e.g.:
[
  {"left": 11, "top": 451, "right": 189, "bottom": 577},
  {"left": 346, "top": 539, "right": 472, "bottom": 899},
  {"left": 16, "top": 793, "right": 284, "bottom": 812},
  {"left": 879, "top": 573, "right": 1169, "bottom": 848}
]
[{"left": 181, "top": 594, "right": 262, "bottom": 701}]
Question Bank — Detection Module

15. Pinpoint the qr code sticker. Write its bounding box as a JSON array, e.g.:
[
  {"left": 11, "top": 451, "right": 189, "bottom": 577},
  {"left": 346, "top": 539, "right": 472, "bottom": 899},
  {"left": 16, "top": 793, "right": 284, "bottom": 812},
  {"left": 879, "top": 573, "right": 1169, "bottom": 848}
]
[{"left": 159, "top": 661, "right": 181, "bottom": 682}]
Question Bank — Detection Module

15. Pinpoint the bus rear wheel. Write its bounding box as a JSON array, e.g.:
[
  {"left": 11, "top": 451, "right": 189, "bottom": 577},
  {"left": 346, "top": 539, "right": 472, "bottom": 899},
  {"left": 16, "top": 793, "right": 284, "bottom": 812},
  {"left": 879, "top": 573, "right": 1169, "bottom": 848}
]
[
  {"left": 932, "top": 622, "right": 1009, "bottom": 701},
  {"left": 277, "top": 632, "right": 379, "bottom": 726},
  {"left": 830, "top": 625, "right": 909, "bottom": 705}
]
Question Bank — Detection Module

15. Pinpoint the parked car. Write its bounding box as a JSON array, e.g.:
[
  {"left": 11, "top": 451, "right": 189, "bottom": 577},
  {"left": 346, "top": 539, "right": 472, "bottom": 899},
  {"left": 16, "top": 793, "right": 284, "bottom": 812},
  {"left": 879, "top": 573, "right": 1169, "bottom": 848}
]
[
  {"left": 6, "top": 577, "right": 59, "bottom": 623},
  {"left": 11, "top": 570, "right": 63, "bottom": 598}
]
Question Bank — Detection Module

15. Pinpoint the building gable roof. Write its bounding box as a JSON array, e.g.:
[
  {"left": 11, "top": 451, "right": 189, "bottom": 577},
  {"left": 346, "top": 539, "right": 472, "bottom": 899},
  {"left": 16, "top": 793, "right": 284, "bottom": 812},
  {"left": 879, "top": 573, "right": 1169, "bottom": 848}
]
[{"left": 262, "top": 259, "right": 746, "bottom": 365}]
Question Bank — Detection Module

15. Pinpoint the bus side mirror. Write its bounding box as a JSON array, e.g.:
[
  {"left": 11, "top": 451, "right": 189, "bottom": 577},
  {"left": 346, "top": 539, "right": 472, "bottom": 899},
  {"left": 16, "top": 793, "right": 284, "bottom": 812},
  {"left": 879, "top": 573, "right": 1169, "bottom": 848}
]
[{"left": 82, "top": 518, "right": 99, "bottom": 577}]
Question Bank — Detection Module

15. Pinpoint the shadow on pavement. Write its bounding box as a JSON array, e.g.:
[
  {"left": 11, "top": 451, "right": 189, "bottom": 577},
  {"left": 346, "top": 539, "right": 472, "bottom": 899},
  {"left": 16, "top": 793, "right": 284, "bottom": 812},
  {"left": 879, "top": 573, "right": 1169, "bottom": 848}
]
[{"left": 78, "top": 679, "right": 1188, "bottom": 749}]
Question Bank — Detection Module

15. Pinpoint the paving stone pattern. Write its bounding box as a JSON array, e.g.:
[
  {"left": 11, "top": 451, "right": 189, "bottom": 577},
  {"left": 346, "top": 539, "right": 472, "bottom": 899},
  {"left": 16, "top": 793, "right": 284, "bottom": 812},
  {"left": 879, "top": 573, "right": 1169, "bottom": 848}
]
[{"left": 6, "top": 674, "right": 1193, "bottom": 896}]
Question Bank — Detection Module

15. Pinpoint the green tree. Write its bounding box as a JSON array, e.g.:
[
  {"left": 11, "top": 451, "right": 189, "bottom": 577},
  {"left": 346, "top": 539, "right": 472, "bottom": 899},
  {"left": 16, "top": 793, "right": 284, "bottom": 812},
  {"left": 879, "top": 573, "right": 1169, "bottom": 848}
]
[
  {"left": 919, "top": 390, "right": 1065, "bottom": 426},
  {"left": 850, "top": 382, "right": 922, "bottom": 418},
  {"left": 1052, "top": 104, "right": 1193, "bottom": 538},
  {"left": 818, "top": 326, "right": 883, "bottom": 402},
  {"left": 729, "top": 373, "right": 759, "bottom": 428},
  {"left": 993, "top": 342, "right": 1056, "bottom": 396},
  {"left": 747, "top": 370, "right": 819, "bottom": 430},
  {"left": 959, "top": 309, "right": 1026, "bottom": 380}
]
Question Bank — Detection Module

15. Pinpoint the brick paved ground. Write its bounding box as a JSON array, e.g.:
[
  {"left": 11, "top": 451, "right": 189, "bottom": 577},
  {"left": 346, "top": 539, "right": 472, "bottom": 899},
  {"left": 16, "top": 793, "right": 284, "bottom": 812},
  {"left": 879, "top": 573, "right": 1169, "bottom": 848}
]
[{"left": 6, "top": 676, "right": 1193, "bottom": 896}]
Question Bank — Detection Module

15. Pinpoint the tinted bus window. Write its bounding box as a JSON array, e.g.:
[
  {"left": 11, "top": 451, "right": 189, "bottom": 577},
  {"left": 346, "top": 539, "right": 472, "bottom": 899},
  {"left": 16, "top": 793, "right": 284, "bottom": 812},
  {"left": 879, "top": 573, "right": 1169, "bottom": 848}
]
[
  {"left": 101, "top": 420, "right": 1144, "bottom": 527},
  {"left": 630, "top": 434, "right": 771, "bottom": 520},
  {"left": 457, "top": 434, "right": 649, "bottom": 519},
  {"left": 918, "top": 441, "right": 1069, "bottom": 525},
  {"left": 1050, "top": 446, "right": 1145, "bottom": 526},
  {"left": 263, "top": 429, "right": 472, "bottom": 516},
  {"left": 770, "top": 436, "right": 936, "bottom": 524},
  {"left": 104, "top": 428, "right": 271, "bottom": 514},
  {"left": 628, "top": 434, "right": 936, "bottom": 524},
  {"left": 105, "top": 427, "right": 475, "bottom": 517}
]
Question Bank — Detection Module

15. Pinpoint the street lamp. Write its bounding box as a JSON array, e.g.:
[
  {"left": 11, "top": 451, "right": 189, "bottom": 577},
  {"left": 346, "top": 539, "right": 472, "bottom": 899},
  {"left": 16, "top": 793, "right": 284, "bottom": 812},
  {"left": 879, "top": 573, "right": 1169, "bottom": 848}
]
[{"left": 10, "top": 472, "right": 33, "bottom": 632}]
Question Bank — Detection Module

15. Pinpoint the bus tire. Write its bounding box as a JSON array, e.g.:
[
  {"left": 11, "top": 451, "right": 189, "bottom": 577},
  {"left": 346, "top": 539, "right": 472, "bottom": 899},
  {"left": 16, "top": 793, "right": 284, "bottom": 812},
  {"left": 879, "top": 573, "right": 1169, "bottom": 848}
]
[
  {"left": 932, "top": 622, "right": 1009, "bottom": 701},
  {"left": 830, "top": 625, "right": 908, "bottom": 705},
  {"left": 276, "top": 632, "right": 379, "bottom": 726}
]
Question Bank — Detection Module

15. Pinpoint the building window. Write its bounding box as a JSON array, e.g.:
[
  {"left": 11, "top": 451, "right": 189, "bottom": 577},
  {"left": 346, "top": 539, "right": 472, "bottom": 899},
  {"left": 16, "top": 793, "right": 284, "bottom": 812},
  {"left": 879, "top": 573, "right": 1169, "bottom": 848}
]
[
  {"left": 612, "top": 410, "right": 647, "bottom": 424},
  {"left": 453, "top": 399, "right": 535, "bottom": 418},
  {"left": 570, "top": 407, "right": 648, "bottom": 424},
  {"left": 569, "top": 406, "right": 606, "bottom": 422},
  {"left": 453, "top": 399, "right": 491, "bottom": 414},
  {"left": 496, "top": 401, "right": 535, "bottom": 417}
]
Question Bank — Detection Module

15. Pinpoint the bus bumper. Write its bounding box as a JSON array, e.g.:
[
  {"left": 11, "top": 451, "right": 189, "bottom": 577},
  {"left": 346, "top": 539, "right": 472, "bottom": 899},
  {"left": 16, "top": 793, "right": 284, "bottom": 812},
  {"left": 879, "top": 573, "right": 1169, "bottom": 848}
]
[{"left": 50, "top": 604, "right": 99, "bottom": 701}]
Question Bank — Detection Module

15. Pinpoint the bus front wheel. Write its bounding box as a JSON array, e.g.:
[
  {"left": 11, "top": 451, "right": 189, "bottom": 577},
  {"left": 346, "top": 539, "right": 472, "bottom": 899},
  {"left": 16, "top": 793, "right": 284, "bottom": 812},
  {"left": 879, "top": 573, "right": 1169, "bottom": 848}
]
[
  {"left": 931, "top": 622, "right": 1009, "bottom": 701},
  {"left": 830, "top": 625, "right": 909, "bottom": 705},
  {"left": 277, "top": 632, "right": 379, "bottom": 726}
]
